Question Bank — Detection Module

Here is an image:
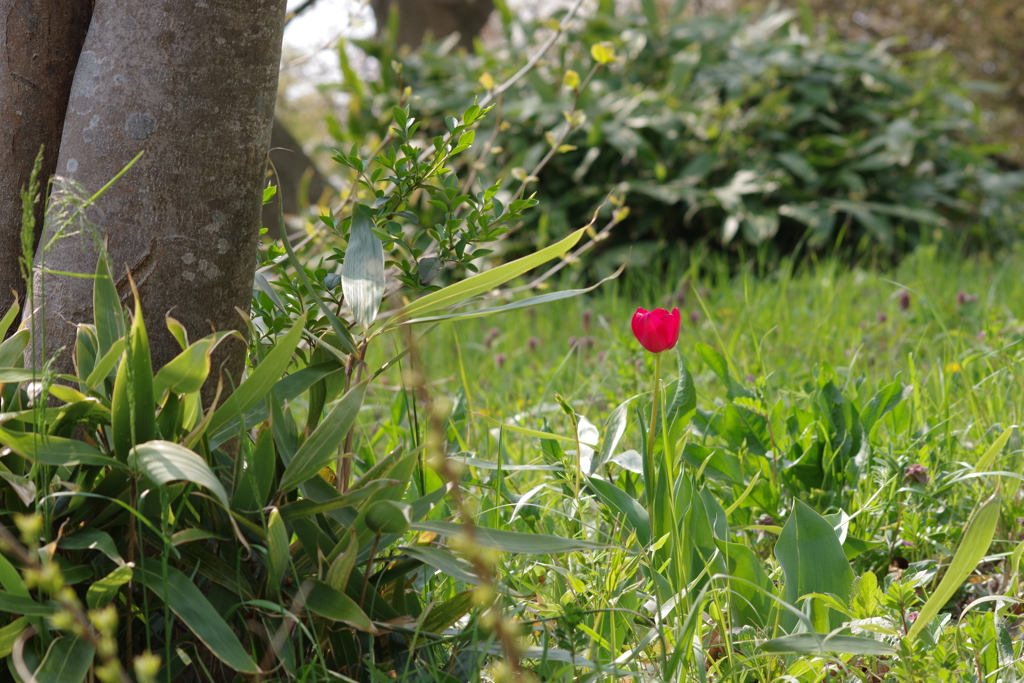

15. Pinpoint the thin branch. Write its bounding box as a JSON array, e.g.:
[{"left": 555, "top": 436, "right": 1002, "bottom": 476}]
[
  {"left": 479, "top": 0, "right": 587, "bottom": 109},
  {"left": 285, "top": 0, "right": 321, "bottom": 26}
]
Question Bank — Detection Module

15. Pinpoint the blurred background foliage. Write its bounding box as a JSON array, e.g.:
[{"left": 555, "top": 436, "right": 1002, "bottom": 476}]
[{"left": 274, "top": 0, "right": 1024, "bottom": 269}]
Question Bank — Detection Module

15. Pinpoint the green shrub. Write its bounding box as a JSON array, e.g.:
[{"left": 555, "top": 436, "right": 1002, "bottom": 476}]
[{"left": 336, "top": 2, "right": 1024, "bottom": 265}]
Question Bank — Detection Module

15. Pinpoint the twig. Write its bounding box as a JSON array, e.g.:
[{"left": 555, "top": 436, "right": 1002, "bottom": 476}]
[
  {"left": 479, "top": 0, "right": 587, "bottom": 110},
  {"left": 285, "top": 0, "right": 321, "bottom": 25}
]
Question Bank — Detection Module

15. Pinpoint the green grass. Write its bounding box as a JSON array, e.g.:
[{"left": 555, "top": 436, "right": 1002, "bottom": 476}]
[
  {"left": 357, "top": 245, "right": 1024, "bottom": 682},
  {"left": 6, "top": 243, "right": 1023, "bottom": 682}
]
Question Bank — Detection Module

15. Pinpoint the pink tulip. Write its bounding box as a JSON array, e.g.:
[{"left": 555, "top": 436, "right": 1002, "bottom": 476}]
[{"left": 631, "top": 307, "right": 681, "bottom": 354}]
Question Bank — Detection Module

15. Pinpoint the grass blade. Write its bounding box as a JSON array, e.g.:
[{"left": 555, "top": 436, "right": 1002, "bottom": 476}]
[{"left": 907, "top": 494, "right": 1001, "bottom": 640}]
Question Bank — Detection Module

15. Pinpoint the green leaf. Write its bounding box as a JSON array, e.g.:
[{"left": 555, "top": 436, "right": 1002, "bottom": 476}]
[
  {"left": 0, "top": 428, "right": 126, "bottom": 469},
  {"left": 279, "top": 381, "right": 368, "bottom": 492},
  {"left": 665, "top": 355, "right": 697, "bottom": 427},
  {"left": 84, "top": 338, "right": 125, "bottom": 390},
  {"left": 716, "top": 538, "right": 775, "bottom": 628},
  {"left": 908, "top": 494, "right": 1001, "bottom": 640},
  {"left": 0, "top": 553, "right": 27, "bottom": 597},
  {"left": 33, "top": 635, "right": 95, "bottom": 683},
  {"left": 0, "top": 591, "right": 54, "bottom": 616},
  {"left": 60, "top": 529, "right": 124, "bottom": 565},
  {"left": 135, "top": 563, "right": 260, "bottom": 673},
  {"left": 93, "top": 253, "right": 125, "bottom": 361},
  {"left": 0, "top": 368, "right": 35, "bottom": 383},
  {"left": 776, "top": 151, "right": 818, "bottom": 183},
  {"left": 279, "top": 202, "right": 359, "bottom": 355},
  {"left": 128, "top": 440, "right": 229, "bottom": 509},
  {"left": 381, "top": 226, "right": 586, "bottom": 330},
  {"left": 975, "top": 427, "right": 1013, "bottom": 474},
  {"left": 401, "top": 546, "right": 490, "bottom": 586},
  {"left": 267, "top": 508, "right": 290, "bottom": 591},
  {"left": 111, "top": 287, "right": 155, "bottom": 462},
  {"left": 360, "top": 500, "right": 411, "bottom": 535},
  {"left": 233, "top": 427, "right": 276, "bottom": 512},
  {"left": 761, "top": 633, "right": 896, "bottom": 655},
  {"left": 420, "top": 591, "right": 474, "bottom": 634},
  {"left": 303, "top": 579, "right": 377, "bottom": 632},
  {"left": 587, "top": 477, "right": 650, "bottom": 545},
  {"left": 152, "top": 331, "right": 235, "bottom": 398},
  {"left": 393, "top": 272, "right": 619, "bottom": 327},
  {"left": 775, "top": 500, "right": 855, "bottom": 631},
  {"left": 860, "top": 377, "right": 907, "bottom": 435},
  {"left": 695, "top": 342, "right": 729, "bottom": 379},
  {"left": 0, "top": 330, "right": 29, "bottom": 368},
  {"left": 326, "top": 531, "right": 358, "bottom": 591},
  {"left": 343, "top": 204, "right": 385, "bottom": 333},
  {"left": 0, "top": 300, "right": 19, "bottom": 341},
  {"left": 0, "top": 617, "right": 27, "bottom": 658},
  {"left": 279, "top": 480, "right": 396, "bottom": 523},
  {"left": 411, "top": 521, "right": 612, "bottom": 554},
  {"left": 206, "top": 313, "right": 306, "bottom": 437},
  {"left": 87, "top": 565, "right": 133, "bottom": 610}
]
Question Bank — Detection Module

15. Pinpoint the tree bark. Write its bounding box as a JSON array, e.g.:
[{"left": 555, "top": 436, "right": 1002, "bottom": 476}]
[
  {"left": 371, "top": 0, "right": 494, "bottom": 51},
  {"left": 0, "top": 0, "right": 92, "bottom": 334},
  {"left": 30, "top": 0, "right": 286, "bottom": 384}
]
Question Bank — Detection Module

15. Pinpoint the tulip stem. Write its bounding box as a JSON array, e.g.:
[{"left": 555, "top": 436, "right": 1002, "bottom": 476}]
[{"left": 645, "top": 352, "right": 662, "bottom": 534}]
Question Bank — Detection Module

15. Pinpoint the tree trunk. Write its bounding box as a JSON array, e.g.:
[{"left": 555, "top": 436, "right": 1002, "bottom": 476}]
[
  {"left": 30, "top": 0, "right": 286, "bottom": 385},
  {"left": 0, "top": 0, "right": 92, "bottom": 335},
  {"left": 371, "top": 0, "right": 494, "bottom": 51}
]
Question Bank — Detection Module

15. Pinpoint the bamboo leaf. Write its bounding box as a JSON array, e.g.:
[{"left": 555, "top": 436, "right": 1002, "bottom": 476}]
[
  {"left": 420, "top": 591, "right": 473, "bottom": 634},
  {"left": 33, "top": 635, "right": 95, "bottom": 683},
  {"left": 0, "top": 301, "right": 19, "bottom": 341},
  {"left": 975, "top": 427, "right": 1014, "bottom": 474},
  {"left": 206, "top": 313, "right": 306, "bottom": 437},
  {"left": 128, "top": 440, "right": 229, "bottom": 509},
  {"left": 135, "top": 563, "right": 260, "bottom": 673},
  {"left": 411, "top": 521, "right": 612, "bottom": 554},
  {"left": 152, "top": 331, "right": 236, "bottom": 398},
  {"left": 93, "top": 254, "right": 125, "bottom": 360},
  {"left": 87, "top": 565, "right": 133, "bottom": 610},
  {"left": 381, "top": 226, "right": 586, "bottom": 330},
  {"left": 587, "top": 477, "right": 650, "bottom": 545},
  {"left": 394, "top": 273, "right": 618, "bottom": 327},
  {"left": 0, "top": 330, "right": 29, "bottom": 368},
  {"left": 85, "top": 338, "right": 125, "bottom": 390},
  {"left": 343, "top": 204, "right": 385, "bottom": 333},
  {"left": 111, "top": 283, "right": 155, "bottom": 462},
  {"left": 0, "top": 591, "right": 54, "bottom": 616},
  {"left": 267, "top": 508, "right": 290, "bottom": 591},
  {"left": 279, "top": 381, "right": 368, "bottom": 493},
  {"left": 303, "top": 579, "right": 377, "bottom": 633},
  {"left": 0, "top": 428, "right": 125, "bottom": 469},
  {"left": 326, "top": 531, "right": 358, "bottom": 591},
  {"left": 0, "top": 617, "right": 27, "bottom": 658}
]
